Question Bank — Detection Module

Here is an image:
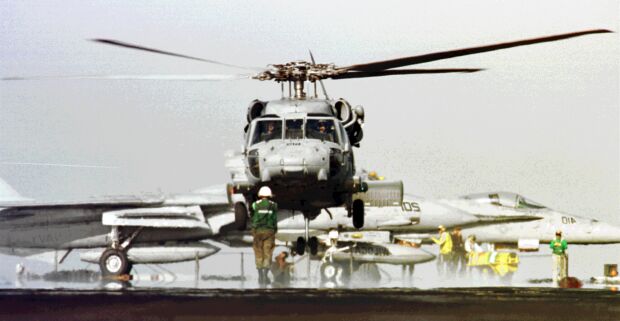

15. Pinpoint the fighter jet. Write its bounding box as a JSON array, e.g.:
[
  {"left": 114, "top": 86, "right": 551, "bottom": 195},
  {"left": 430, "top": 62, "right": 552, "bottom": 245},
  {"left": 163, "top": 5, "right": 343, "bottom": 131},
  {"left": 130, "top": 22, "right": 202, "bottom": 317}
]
[
  {"left": 224, "top": 190, "right": 620, "bottom": 258},
  {"left": 437, "top": 192, "right": 620, "bottom": 250},
  {"left": 0, "top": 178, "right": 231, "bottom": 277}
]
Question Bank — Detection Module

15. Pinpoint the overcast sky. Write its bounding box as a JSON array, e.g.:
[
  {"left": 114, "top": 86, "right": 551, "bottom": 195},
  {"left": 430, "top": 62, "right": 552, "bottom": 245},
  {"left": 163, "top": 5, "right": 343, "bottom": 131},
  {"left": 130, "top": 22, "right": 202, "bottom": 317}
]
[{"left": 1, "top": 0, "right": 618, "bottom": 226}]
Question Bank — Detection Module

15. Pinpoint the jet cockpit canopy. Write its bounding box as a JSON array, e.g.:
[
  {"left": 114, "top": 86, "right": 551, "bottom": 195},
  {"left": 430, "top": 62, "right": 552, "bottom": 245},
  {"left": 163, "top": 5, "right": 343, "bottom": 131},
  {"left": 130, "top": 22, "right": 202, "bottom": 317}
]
[{"left": 461, "top": 192, "right": 546, "bottom": 209}]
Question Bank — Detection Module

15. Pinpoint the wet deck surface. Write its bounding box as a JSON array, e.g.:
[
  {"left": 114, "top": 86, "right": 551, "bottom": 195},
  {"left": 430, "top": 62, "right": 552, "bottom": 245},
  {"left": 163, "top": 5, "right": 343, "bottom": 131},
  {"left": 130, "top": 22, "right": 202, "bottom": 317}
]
[{"left": 1, "top": 287, "right": 619, "bottom": 321}]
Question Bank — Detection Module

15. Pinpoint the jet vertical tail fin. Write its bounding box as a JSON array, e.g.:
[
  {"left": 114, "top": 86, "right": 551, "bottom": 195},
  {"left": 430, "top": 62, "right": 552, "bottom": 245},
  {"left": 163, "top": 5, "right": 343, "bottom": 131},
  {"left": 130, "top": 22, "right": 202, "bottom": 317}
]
[{"left": 0, "top": 178, "right": 29, "bottom": 202}]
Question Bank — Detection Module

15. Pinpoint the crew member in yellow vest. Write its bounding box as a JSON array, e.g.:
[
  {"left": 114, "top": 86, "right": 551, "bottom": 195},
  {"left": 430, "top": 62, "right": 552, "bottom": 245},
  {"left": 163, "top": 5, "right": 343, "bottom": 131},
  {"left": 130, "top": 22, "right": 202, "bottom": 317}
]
[{"left": 431, "top": 225, "right": 453, "bottom": 276}]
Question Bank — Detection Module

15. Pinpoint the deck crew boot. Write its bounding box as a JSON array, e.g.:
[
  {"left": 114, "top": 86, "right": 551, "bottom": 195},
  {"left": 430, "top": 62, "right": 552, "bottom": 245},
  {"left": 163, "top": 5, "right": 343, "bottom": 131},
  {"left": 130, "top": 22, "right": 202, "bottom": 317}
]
[
  {"left": 257, "top": 268, "right": 265, "bottom": 285},
  {"left": 262, "top": 268, "right": 271, "bottom": 285}
]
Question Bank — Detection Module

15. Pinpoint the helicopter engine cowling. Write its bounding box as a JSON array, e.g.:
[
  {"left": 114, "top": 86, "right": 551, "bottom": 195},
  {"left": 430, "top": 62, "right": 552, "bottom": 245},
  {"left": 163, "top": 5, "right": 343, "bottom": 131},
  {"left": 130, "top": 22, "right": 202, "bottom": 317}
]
[
  {"left": 332, "top": 99, "right": 364, "bottom": 146},
  {"left": 247, "top": 99, "right": 266, "bottom": 122},
  {"left": 333, "top": 99, "right": 352, "bottom": 123}
]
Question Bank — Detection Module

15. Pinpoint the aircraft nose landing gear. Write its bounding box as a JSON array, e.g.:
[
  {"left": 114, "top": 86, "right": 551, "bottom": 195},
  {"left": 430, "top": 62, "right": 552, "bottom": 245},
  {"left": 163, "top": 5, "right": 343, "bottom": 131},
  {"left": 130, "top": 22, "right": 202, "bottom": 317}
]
[
  {"left": 99, "top": 248, "right": 130, "bottom": 276},
  {"left": 295, "top": 215, "right": 319, "bottom": 256},
  {"left": 99, "top": 226, "right": 142, "bottom": 277}
]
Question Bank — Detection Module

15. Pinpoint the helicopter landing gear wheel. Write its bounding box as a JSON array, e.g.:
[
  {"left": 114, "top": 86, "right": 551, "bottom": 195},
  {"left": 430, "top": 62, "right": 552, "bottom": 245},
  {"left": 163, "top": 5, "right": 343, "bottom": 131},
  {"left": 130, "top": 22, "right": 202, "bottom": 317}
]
[
  {"left": 234, "top": 202, "right": 248, "bottom": 231},
  {"left": 99, "top": 248, "right": 131, "bottom": 277},
  {"left": 296, "top": 237, "right": 306, "bottom": 255},
  {"left": 308, "top": 236, "right": 319, "bottom": 256},
  {"left": 352, "top": 199, "right": 364, "bottom": 229}
]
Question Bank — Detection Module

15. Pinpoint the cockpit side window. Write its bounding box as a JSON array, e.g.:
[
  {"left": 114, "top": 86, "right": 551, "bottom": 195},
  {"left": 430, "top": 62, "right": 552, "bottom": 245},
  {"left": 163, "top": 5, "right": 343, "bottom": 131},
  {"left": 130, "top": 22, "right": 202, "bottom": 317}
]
[
  {"left": 285, "top": 119, "right": 304, "bottom": 139},
  {"left": 463, "top": 192, "right": 545, "bottom": 209},
  {"left": 489, "top": 193, "right": 517, "bottom": 208},
  {"left": 250, "top": 119, "right": 282, "bottom": 145},
  {"left": 489, "top": 193, "right": 501, "bottom": 206},
  {"left": 516, "top": 196, "right": 546, "bottom": 209},
  {"left": 306, "top": 119, "right": 337, "bottom": 143}
]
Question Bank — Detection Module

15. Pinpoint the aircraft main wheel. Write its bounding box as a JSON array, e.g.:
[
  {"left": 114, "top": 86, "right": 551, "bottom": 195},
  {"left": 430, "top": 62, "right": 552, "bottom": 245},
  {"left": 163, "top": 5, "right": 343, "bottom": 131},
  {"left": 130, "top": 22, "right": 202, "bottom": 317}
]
[
  {"left": 309, "top": 236, "right": 319, "bottom": 256},
  {"left": 352, "top": 199, "right": 364, "bottom": 229},
  {"left": 234, "top": 202, "right": 248, "bottom": 231},
  {"left": 296, "top": 237, "right": 306, "bottom": 255},
  {"left": 99, "top": 248, "right": 130, "bottom": 277}
]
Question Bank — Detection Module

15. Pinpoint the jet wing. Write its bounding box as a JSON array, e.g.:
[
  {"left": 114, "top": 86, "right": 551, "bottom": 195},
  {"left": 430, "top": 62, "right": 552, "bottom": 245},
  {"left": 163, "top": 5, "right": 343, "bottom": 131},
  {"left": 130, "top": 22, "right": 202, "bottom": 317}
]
[
  {"left": 0, "top": 192, "right": 231, "bottom": 232},
  {"left": 0, "top": 193, "right": 231, "bottom": 211},
  {"left": 0, "top": 195, "right": 166, "bottom": 209},
  {"left": 102, "top": 205, "right": 210, "bottom": 228}
]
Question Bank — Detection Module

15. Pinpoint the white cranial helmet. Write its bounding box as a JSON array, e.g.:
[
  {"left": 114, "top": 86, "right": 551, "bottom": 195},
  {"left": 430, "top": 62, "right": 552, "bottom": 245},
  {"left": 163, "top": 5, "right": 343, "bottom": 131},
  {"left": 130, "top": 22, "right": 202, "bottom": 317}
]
[{"left": 258, "top": 186, "right": 272, "bottom": 198}]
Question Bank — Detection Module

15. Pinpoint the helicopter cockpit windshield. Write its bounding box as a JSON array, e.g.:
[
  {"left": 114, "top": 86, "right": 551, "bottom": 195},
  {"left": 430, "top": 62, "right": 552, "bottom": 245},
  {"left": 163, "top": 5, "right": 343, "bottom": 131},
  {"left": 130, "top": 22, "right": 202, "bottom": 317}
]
[
  {"left": 462, "top": 192, "right": 546, "bottom": 209},
  {"left": 250, "top": 119, "right": 283, "bottom": 145},
  {"left": 249, "top": 117, "right": 342, "bottom": 146},
  {"left": 306, "top": 119, "right": 337, "bottom": 143},
  {"left": 285, "top": 119, "right": 304, "bottom": 139}
]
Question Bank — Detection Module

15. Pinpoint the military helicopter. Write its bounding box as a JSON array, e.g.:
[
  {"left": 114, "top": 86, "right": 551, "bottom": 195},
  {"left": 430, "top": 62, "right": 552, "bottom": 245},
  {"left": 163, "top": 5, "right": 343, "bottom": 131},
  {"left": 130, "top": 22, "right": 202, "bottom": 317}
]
[{"left": 4, "top": 29, "right": 611, "bottom": 255}]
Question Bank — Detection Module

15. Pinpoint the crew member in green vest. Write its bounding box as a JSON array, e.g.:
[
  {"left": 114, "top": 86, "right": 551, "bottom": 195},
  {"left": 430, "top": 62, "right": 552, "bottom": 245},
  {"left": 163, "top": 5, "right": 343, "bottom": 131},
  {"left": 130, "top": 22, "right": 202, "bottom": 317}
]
[
  {"left": 251, "top": 186, "right": 278, "bottom": 286},
  {"left": 550, "top": 230, "right": 568, "bottom": 283}
]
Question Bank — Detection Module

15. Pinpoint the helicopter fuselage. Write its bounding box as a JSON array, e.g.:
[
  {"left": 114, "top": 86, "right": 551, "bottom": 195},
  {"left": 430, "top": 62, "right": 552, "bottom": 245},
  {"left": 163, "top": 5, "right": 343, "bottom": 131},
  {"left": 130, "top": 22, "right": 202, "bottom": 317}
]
[{"left": 238, "top": 98, "right": 365, "bottom": 217}]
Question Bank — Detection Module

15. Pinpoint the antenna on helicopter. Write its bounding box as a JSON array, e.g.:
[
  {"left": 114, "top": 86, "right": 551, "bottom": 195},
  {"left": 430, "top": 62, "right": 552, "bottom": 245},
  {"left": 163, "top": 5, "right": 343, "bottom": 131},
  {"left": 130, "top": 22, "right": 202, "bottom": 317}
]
[{"left": 309, "top": 50, "right": 330, "bottom": 100}]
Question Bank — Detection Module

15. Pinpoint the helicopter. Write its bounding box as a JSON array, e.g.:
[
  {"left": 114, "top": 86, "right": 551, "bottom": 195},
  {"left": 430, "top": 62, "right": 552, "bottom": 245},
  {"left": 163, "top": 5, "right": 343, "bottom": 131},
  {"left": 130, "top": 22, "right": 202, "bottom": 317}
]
[{"left": 3, "top": 29, "right": 611, "bottom": 255}]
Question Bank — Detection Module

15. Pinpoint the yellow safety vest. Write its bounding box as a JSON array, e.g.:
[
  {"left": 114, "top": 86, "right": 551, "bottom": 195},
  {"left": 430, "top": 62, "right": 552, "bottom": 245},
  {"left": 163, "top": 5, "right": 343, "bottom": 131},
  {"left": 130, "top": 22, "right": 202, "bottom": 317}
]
[{"left": 432, "top": 232, "right": 453, "bottom": 254}]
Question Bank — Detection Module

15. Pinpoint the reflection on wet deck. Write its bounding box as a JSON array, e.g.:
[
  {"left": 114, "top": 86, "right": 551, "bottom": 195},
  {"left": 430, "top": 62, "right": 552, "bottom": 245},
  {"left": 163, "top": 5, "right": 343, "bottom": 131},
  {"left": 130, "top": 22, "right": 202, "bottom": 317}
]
[{"left": 1, "top": 287, "right": 619, "bottom": 321}]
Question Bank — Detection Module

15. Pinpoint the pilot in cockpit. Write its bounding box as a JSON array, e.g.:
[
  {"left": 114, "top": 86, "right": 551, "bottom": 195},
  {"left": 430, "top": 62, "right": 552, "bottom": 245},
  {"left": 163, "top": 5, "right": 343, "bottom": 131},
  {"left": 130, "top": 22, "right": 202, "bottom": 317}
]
[
  {"left": 260, "top": 121, "right": 280, "bottom": 142},
  {"left": 309, "top": 120, "right": 334, "bottom": 142}
]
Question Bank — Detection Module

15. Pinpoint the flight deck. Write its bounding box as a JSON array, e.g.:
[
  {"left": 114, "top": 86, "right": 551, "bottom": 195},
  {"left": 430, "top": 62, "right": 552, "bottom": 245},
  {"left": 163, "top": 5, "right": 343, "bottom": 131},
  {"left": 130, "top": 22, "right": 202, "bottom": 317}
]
[{"left": 1, "top": 287, "right": 619, "bottom": 321}]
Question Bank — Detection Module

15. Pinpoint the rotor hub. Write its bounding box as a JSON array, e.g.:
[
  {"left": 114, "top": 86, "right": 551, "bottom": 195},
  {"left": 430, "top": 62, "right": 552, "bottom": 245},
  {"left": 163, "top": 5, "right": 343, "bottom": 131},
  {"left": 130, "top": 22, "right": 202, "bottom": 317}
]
[{"left": 254, "top": 61, "right": 343, "bottom": 82}]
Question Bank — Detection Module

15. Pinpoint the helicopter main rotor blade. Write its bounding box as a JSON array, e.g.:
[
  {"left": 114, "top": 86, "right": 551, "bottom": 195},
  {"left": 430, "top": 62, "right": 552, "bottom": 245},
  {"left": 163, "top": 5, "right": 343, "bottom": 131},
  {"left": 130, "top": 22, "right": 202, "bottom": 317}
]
[
  {"left": 2, "top": 74, "right": 251, "bottom": 81},
  {"left": 90, "top": 39, "right": 264, "bottom": 72},
  {"left": 332, "top": 68, "right": 482, "bottom": 79},
  {"left": 342, "top": 29, "right": 612, "bottom": 72}
]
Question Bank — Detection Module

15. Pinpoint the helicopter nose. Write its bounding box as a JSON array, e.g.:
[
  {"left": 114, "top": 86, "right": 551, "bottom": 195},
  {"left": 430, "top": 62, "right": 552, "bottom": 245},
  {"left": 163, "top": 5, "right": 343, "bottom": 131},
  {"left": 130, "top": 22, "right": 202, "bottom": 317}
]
[{"left": 261, "top": 144, "right": 330, "bottom": 182}]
